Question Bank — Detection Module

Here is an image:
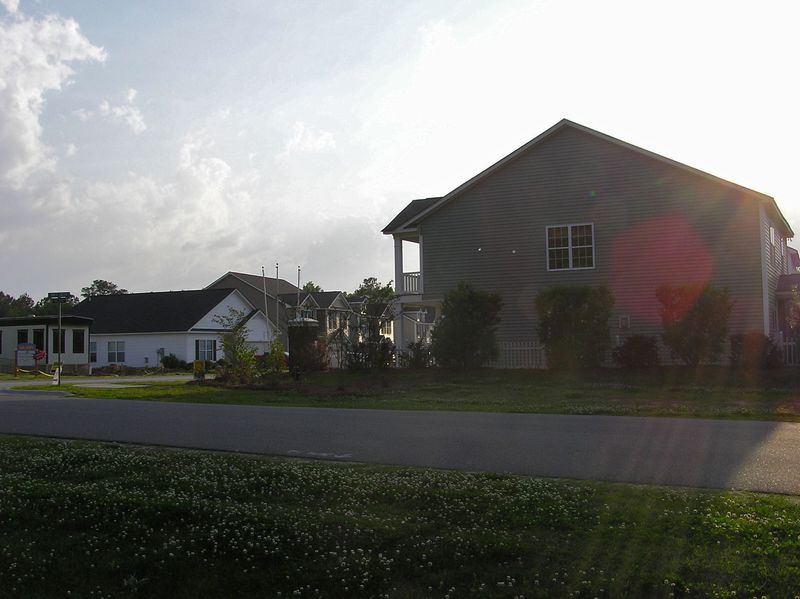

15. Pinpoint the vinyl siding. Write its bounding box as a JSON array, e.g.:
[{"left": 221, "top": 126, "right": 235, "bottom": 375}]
[{"left": 419, "top": 126, "right": 764, "bottom": 361}]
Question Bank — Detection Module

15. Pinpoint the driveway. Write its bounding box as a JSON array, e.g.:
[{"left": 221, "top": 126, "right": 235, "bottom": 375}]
[{"left": 0, "top": 393, "right": 798, "bottom": 495}]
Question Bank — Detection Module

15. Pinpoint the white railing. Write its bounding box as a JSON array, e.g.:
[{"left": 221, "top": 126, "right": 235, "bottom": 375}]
[
  {"left": 402, "top": 272, "right": 421, "bottom": 294},
  {"left": 784, "top": 341, "right": 799, "bottom": 366},
  {"left": 489, "top": 341, "right": 547, "bottom": 369}
]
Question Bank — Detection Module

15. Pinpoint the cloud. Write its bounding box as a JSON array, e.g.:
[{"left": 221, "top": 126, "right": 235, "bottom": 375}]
[
  {"left": 65, "top": 143, "right": 77, "bottom": 157},
  {"left": 0, "top": 11, "right": 106, "bottom": 188},
  {"left": 98, "top": 88, "right": 147, "bottom": 134},
  {"left": 0, "top": 0, "right": 18, "bottom": 14},
  {"left": 280, "top": 121, "right": 336, "bottom": 157}
]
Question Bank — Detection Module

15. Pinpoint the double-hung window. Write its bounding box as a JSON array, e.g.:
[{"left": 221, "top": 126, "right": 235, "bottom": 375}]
[
  {"left": 89, "top": 341, "right": 97, "bottom": 363},
  {"left": 108, "top": 341, "right": 125, "bottom": 363},
  {"left": 196, "top": 339, "right": 216, "bottom": 361},
  {"left": 547, "top": 223, "right": 595, "bottom": 270}
]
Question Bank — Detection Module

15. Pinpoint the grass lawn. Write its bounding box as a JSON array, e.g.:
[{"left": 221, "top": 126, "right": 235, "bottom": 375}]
[
  {"left": 20, "top": 367, "right": 800, "bottom": 421},
  {"left": 0, "top": 436, "right": 798, "bottom": 598}
]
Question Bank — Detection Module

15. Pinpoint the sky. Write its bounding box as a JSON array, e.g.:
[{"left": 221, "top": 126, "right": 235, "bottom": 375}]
[{"left": 1, "top": 0, "right": 799, "bottom": 300}]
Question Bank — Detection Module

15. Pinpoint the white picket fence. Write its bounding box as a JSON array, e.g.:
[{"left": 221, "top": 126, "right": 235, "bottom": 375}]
[{"left": 489, "top": 341, "right": 547, "bottom": 369}]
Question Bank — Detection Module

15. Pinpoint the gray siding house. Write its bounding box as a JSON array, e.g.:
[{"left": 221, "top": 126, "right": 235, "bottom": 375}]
[{"left": 383, "top": 119, "right": 795, "bottom": 366}]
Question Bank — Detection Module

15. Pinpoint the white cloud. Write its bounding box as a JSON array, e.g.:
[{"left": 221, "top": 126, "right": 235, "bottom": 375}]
[
  {"left": 280, "top": 121, "right": 336, "bottom": 157},
  {"left": 0, "top": 11, "right": 106, "bottom": 188},
  {"left": 98, "top": 88, "right": 147, "bottom": 134},
  {"left": 65, "top": 143, "right": 77, "bottom": 157},
  {"left": 0, "top": 0, "right": 19, "bottom": 14}
]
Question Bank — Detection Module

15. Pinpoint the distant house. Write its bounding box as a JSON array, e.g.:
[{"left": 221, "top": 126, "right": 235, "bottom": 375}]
[
  {"left": 384, "top": 118, "right": 795, "bottom": 366},
  {"left": 0, "top": 315, "right": 92, "bottom": 374},
  {"left": 70, "top": 288, "right": 272, "bottom": 369},
  {"left": 205, "top": 271, "right": 300, "bottom": 347}
]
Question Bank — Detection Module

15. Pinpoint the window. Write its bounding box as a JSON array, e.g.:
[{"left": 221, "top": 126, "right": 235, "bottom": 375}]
[
  {"left": 52, "top": 329, "right": 66, "bottom": 353},
  {"left": 33, "top": 329, "right": 44, "bottom": 351},
  {"left": 380, "top": 320, "right": 393, "bottom": 336},
  {"left": 547, "top": 223, "right": 595, "bottom": 270},
  {"left": 618, "top": 315, "right": 631, "bottom": 330},
  {"left": 17, "top": 329, "right": 28, "bottom": 344},
  {"left": 196, "top": 339, "right": 216, "bottom": 361},
  {"left": 72, "top": 330, "right": 85, "bottom": 354},
  {"left": 108, "top": 341, "right": 125, "bottom": 363},
  {"left": 89, "top": 341, "right": 97, "bottom": 363}
]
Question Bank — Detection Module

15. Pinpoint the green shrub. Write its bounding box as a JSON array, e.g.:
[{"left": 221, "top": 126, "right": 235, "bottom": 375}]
[
  {"left": 612, "top": 335, "right": 660, "bottom": 369},
  {"left": 399, "top": 341, "right": 433, "bottom": 369},
  {"left": 534, "top": 286, "right": 615, "bottom": 369},
  {"left": 288, "top": 324, "right": 328, "bottom": 375},
  {"left": 730, "top": 332, "right": 783, "bottom": 370},
  {"left": 161, "top": 353, "right": 188, "bottom": 370},
  {"left": 657, "top": 284, "right": 733, "bottom": 366},
  {"left": 431, "top": 282, "right": 502, "bottom": 369},
  {"left": 345, "top": 338, "right": 394, "bottom": 371}
]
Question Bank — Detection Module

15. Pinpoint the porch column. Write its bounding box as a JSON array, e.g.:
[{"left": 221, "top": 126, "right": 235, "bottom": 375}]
[{"left": 394, "top": 236, "right": 403, "bottom": 294}]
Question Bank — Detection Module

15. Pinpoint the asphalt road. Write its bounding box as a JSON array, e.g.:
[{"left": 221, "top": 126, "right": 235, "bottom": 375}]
[{"left": 1, "top": 388, "right": 799, "bottom": 494}]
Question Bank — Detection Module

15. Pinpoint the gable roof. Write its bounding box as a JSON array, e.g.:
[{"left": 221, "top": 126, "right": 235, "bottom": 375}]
[
  {"left": 308, "top": 291, "right": 350, "bottom": 310},
  {"left": 206, "top": 271, "right": 299, "bottom": 296},
  {"left": 278, "top": 293, "right": 318, "bottom": 308},
  {"left": 381, "top": 197, "right": 440, "bottom": 234},
  {"left": 383, "top": 119, "right": 793, "bottom": 237},
  {"left": 69, "top": 288, "right": 243, "bottom": 334}
]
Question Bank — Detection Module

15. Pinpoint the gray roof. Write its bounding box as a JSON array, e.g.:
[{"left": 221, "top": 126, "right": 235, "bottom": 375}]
[
  {"left": 383, "top": 119, "right": 794, "bottom": 237},
  {"left": 381, "top": 197, "right": 441, "bottom": 233},
  {"left": 69, "top": 288, "right": 240, "bottom": 334}
]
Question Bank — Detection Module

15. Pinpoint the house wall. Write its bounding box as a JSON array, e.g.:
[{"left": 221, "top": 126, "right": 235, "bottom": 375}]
[
  {"left": 418, "top": 126, "right": 766, "bottom": 363},
  {"left": 207, "top": 273, "right": 288, "bottom": 345},
  {"left": 761, "top": 206, "right": 790, "bottom": 335},
  {"left": 0, "top": 324, "right": 90, "bottom": 370}
]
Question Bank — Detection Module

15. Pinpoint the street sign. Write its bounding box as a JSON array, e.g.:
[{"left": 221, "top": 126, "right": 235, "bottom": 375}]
[{"left": 47, "top": 292, "right": 71, "bottom": 300}]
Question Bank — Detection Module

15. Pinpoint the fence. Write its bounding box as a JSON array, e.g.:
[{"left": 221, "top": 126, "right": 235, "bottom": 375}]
[{"left": 489, "top": 341, "right": 547, "bottom": 369}]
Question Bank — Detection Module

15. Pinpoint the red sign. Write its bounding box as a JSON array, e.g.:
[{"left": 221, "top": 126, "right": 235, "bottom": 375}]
[{"left": 33, "top": 350, "right": 47, "bottom": 361}]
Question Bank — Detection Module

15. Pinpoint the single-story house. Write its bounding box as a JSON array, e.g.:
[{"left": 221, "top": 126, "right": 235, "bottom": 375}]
[
  {"left": 0, "top": 315, "right": 93, "bottom": 374},
  {"left": 69, "top": 288, "right": 272, "bottom": 369}
]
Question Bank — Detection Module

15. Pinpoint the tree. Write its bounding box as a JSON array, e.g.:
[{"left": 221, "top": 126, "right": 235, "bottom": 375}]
[
  {"left": 431, "top": 282, "right": 502, "bottom": 369},
  {"left": 33, "top": 294, "right": 79, "bottom": 316},
  {"left": 657, "top": 284, "right": 733, "bottom": 367},
  {"left": 0, "top": 292, "right": 35, "bottom": 317},
  {"left": 350, "top": 277, "right": 394, "bottom": 303},
  {"left": 213, "top": 308, "right": 256, "bottom": 384},
  {"left": 302, "top": 281, "right": 323, "bottom": 293},
  {"left": 81, "top": 279, "right": 128, "bottom": 299},
  {"left": 534, "top": 286, "right": 615, "bottom": 369}
]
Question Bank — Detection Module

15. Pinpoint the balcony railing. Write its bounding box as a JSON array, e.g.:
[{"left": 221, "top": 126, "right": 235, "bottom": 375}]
[{"left": 402, "top": 272, "right": 421, "bottom": 294}]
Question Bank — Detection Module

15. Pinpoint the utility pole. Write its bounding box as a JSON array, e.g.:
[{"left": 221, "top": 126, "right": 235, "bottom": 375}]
[{"left": 47, "top": 291, "right": 71, "bottom": 386}]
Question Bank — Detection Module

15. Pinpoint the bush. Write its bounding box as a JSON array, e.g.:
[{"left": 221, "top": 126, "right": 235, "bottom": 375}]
[
  {"left": 161, "top": 353, "right": 188, "bottom": 370},
  {"left": 214, "top": 308, "right": 257, "bottom": 384},
  {"left": 657, "top": 284, "right": 733, "bottom": 366},
  {"left": 730, "top": 332, "right": 783, "bottom": 370},
  {"left": 431, "top": 282, "right": 502, "bottom": 369},
  {"left": 345, "top": 338, "right": 394, "bottom": 371},
  {"left": 534, "top": 286, "right": 615, "bottom": 370},
  {"left": 399, "top": 341, "right": 433, "bottom": 369},
  {"left": 612, "top": 335, "right": 660, "bottom": 369}
]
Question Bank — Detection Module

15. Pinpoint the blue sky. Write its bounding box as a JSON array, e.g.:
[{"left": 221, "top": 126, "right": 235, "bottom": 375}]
[{"left": 2, "top": 0, "right": 799, "bottom": 299}]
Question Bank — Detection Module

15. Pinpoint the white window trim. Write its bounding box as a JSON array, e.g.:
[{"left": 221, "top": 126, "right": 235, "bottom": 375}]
[{"left": 546, "top": 223, "right": 596, "bottom": 271}]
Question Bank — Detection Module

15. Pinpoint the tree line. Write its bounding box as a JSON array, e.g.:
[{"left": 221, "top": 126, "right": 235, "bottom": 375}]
[{"left": 0, "top": 280, "right": 127, "bottom": 318}]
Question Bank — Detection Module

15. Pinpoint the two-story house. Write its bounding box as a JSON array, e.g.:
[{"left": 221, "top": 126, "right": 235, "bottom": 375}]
[{"left": 383, "top": 119, "right": 795, "bottom": 366}]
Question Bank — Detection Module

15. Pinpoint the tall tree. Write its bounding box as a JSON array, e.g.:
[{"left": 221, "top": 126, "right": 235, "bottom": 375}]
[
  {"left": 33, "top": 294, "right": 79, "bottom": 316},
  {"left": 349, "top": 277, "right": 394, "bottom": 303},
  {"left": 0, "top": 292, "right": 35, "bottom": 317},
  {"left": 81, "top": 280, "right": 128, "bottom": 299},
  {"left": 302, "top": 281, "right": 323, "bottom": 293}
]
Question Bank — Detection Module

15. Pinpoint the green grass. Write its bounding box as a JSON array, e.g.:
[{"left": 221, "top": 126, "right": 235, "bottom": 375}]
[
  {"left": 19, "top": 367, "right": 800, "bottom": 421},
  {"left": 1, "top": 436, "right": 799, "bottom": 598}
]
